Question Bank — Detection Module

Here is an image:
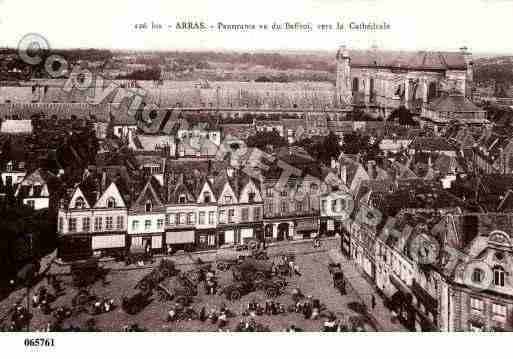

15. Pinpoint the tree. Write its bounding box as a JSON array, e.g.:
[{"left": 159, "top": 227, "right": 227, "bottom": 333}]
[
  {"left": 246, "top": 129, "right": 287, "bottom": 152},
  {"left": 292, "top": 132, "right": 341, "bottom": 166}
]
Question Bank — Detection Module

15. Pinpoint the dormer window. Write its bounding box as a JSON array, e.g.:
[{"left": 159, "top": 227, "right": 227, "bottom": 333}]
[
  {"left": 179, "top": 194, "right": 186, "bottom": 204},
  {"left": 248, "top": 192, "right": 255, "bottom": 203},
  {"left": 204, "top": 191, "right": 211, "bottom": 203},
  {"left": 224, "top": 195, "right": 232, "bottom": 204},
  {"left": 6, "top": 162, "right": 13, "bottom": 172},
  {"left": 145, "top": 200, "right": 152, "bottom": 212},
  {"left": 494, "top": 266, "right": 505, "bottom": 287},
  {"left": 75, "top": 196, "right": 85, "bottom": 209},
  {"left": 107, "top": 197, "right": 116, "bottom": 208}
]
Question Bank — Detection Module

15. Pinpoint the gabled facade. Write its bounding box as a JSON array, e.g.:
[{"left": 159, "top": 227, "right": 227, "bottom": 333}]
[
  {"left": 127, "top": 177, "right": 165, "bottom": 254},
  {"left": 194, "top": 179, "right": 218, "bottom": 250},
  {"left": 1, "top": 160, "right": 26, "bottom": 188},
  {"left": 261, "top": 151, "right": 330, "bottom": 242},
  {"left": 164, "top": 172, "right": 204, "bottom": 252},
  {"left": 57, "top": 169, "right": 131, "bottom": 261},
  {"left": 14, "top": 168, "right": 52, "bottom": 210},
  {"left": 443, "top": 219, "right": 513, "bottom": 332}
]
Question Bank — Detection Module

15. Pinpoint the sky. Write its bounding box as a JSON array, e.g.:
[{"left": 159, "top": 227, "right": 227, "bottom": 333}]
[{"left": 1, "top": 0, "right": 513, "bottom": 54}]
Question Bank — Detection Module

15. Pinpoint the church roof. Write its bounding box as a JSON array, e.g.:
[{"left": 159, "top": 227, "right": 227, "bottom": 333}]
[
  {"left": 427, "top": 94, "right": 484, "bottom": 113},
  {"left": 346, "top": 49, "right": 468, "bottom": 71}
]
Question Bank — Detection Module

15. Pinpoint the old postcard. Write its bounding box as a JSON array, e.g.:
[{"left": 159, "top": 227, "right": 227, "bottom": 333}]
[{"left": 0, "top": 0, "right": 512, "bottom": 357}]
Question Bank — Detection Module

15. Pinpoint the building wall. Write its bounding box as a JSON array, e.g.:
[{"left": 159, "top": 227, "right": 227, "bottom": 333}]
[
  {"left": 336, "top": 50, "right": 471, "bottom": 109},
  {"left": 1, "top": 172, "right": 26, "bottom": 186},
  {"left": 23, "top": 197, "right": 49, "bottom": 210},
  {"left": 127, "top": 213, "right": 165, "bottom": 235}
]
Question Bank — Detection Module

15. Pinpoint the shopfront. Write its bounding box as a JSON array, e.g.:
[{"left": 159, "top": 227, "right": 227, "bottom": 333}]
[
  {"left": 195, "top": 229, "right": 217, "bottom": 250},
  {"left": 58, "top": 233, "right": 92, "bottom": 262},
  {"left": 91, "top": 232, "right": 126, "bottom": 257},
  {"left": 129, "top": 234, "right": 163, "bottom": 254},
  {"left": 295, "top": 218, "right": 318, "bottom": 239},
  {"left": 166, "top": 230, "right": 195, "bottom": 252}
]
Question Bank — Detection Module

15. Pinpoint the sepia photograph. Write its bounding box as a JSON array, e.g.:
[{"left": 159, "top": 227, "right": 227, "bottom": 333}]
[{"left": 0, "top": 0, "right": 513, "bottom": 356}]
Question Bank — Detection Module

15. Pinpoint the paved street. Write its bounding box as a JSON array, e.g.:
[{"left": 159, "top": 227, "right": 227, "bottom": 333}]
[
  {"left": 328, "top": 250, "right": 407, "bottom": 332},
  {"left": 0, "top": 238, "right": 399, "bottom": 332}
]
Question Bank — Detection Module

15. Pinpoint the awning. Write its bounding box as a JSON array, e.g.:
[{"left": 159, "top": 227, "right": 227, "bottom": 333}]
[
  {"left": 92, "top": 234, "right": 125, "bottom": 249},
  {"left": 166, "top": 231, "right": 194, "bottom": 244},
  {"left": 296, "top": 219, "right": 318, "bottom": 232},
  {"left": 240, "top": 228, "right": 254, "bottom": 240}
]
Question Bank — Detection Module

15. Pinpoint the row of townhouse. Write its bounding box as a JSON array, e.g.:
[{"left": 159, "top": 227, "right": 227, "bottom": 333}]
[
  {"left": 323, "top": 162, "right": 513, "bottom": 331},
  {"left": 57, "top": 163, "right": 265, "bottom": 261},
  {"left": 1, "top": 158, "right": 59, "bottom": 211},
  {"left": 57, "top": 147, "right": 338, "bottom": 261}
]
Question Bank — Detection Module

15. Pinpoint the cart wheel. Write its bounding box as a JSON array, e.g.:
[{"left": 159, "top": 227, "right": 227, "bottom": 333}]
[
  {"left": 276, "top": 279, "right": 287, "bottom": 288},
  {"left": 138, "top": 281, "right": 149, "bottom": 293},
  {"left": 229, "top": 290, "right": 241, "bottom": 301},
  {"left": 334, "top": 279, "right": 344, "bottom": 289},
  {"left": 254, "top": 272, "right": 266, "bottom": 281},
  {"left": 217, "top": 262, "right": 227, "bottom": 271},
  {"left": 248, "top": 240, "right": 258, "bottom": 251},
  {"left": 266, "top": 287, "right": 279, "bottom": 298}
]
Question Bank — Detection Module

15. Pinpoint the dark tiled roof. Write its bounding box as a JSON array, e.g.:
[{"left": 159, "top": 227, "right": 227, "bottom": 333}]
[
  {"left": 427, "top": 94, "right": 483, "bottom": 113},
  {"left": 346, "top": 49, "right": 467, "bottom": 70},
  {"left": 410, "top": 137, "right": 458, "bottom": 152}
]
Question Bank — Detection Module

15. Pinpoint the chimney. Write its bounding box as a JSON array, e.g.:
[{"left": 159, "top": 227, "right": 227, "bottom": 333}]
[
  {"left": 100, "top": 170, "right": 107, "bottom": 193},
  {"left": 340, "top": 165, "right": 347, "bottom": 185}
]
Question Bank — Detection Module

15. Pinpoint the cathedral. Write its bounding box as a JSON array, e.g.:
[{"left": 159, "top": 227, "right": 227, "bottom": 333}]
[{"left": 335, "top": 45, "right": 474, "bottom": 115}]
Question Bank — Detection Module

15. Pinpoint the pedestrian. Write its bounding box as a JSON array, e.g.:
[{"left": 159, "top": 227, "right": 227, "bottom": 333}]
[
  {"left": 264, "top": 301, "right": 270, "bottom": 315},
  {"left": 303, "top": 302, "right": 312, "bottom": 319},
  {"left": 209, "top": 308, "right": 218, "bottom": 323},
  {"left": 235, "top": 319, "right": 245, "bottom": 332},
  {"left": 323, "top": 313, "right": 337, "bottom": 332},
  {"left": 271, "top": 302, "right": 278, "bottom": 315},
  {"left": 199, "top": 306, "right": 206, "bottom": 321},
  {"left": 167, "top": 309, "right": 177, "bottom": 322},
  {"left": 218, "top": 312, "right": 227, "bottom": 328},
  {"left": 288, "top": 260, "right": 295, "bottom": 276},
  {"left": 371, "top": 295, "right": 376, "bottom": 310},
  {"left": 311, "top": 307, "right": 320, "bottom": 320},
  {"left": 293, "top": 263, "right": 301, "bottom": 276},
  {"left": 32, "top": 293, "right": 40, "bottom": 307},
  {"left": 312, "top": 298, "right": 320, "bottom": 310}
]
